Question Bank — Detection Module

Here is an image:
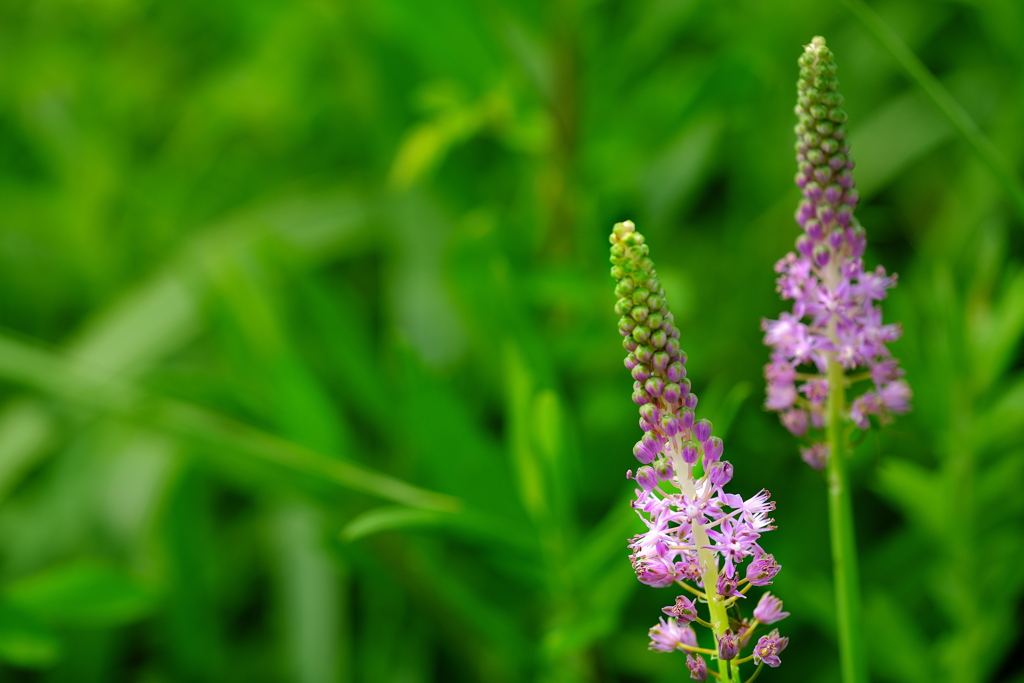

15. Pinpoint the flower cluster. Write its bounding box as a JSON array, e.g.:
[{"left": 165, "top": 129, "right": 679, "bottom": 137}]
[
  {"left": 611, "top": 220, "right": 789, "bottom": 679},
  {"left": 763, "top": 37, "right": 910, "bottom": 468}
]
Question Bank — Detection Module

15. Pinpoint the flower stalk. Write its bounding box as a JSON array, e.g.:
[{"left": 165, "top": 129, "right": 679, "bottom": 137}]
[
  {"left": 762, "top": 36, "right": 912, "bottom": 683},
  {"left": 610, "top": 220, "right": 789, "bottom": 681},
  {"left": 826, "top": 357, "right": 866, "bottom": 683}
]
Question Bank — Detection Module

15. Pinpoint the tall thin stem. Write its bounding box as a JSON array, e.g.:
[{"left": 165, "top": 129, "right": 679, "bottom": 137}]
[
  {"left": 670, "top": 447, "right": 741, "bottom": 683},
  {"left": 826, "top": 358, "right": 867, "bottom": 683}
]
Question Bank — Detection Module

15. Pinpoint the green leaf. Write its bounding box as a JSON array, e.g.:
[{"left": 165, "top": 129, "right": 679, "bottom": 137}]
[
  {"left": 863, "top": 592, "right": 933, "bottom": 683},
  {"left": 3, "top": 562, "right": 156, "bottom": 626},
  {"left": 873, "top": 459, "right": 944, "bottom": 540},
  {"left": 504, "top": 341, "right": 551, "bottom": 527},
  {"left": 970, "top": 269, "right": 1024, "bottom": 394},
  {"left": 977, "top": 377, "right": 1024, "bottom": 452},
  {"left": 0, "top": 601, "right": 62, "bottom": 668}
]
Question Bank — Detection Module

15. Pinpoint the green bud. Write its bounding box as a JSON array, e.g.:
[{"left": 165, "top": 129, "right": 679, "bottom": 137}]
[
  {"left": 636, "top": 345, "right": 654, "bottom": 365},
  {"left": 614, "top": 279, "right": 635, "bottom": 298},
  {"left": 631, "top": 305, "right": 650, "bottom": 323},
  {"left": 623, "top": 231, "right": 645, "bottom": 247},
  {"left": 822, "top": 92, "right": 843, "bottom": 108}
]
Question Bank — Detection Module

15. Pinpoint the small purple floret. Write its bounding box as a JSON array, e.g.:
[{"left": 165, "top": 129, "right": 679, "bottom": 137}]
[
  {"left": 717, "top": 629, "right": 739, "bottom": 660},
  {"left": 648, "top": 617, "right": 697, "bottom": 653},
  {"left": 686, "top": 654, "right": 708, "bottom": 681},
  {"left": 753, "top": 592, "right": 790, "bottom": 624},
  {"left": 746, "top": 553, "right": 782, "bottom": 586},
  {"left": 662, "top": 595, "right": 698, "bottom": 623},
  {"left": 753, "top": 629, "right": 789, "bottom": 668}
]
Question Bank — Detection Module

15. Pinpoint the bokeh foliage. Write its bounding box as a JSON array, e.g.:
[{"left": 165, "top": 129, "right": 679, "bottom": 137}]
[{"left": 1, "top": 0, "right": 1023, "bottom": 681}]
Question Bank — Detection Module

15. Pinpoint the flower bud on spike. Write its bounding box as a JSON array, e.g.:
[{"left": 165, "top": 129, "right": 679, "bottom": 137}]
[
  {"left": 693, "top": 419, "right": 712, "bottom": 443},
  {"left": 718, "top": 630, "right": 739, "bottom": 660},
  {"left": 635, "top": 466, "right": 660, "bottom": 491},
  {"left": 633, "top": 440, "right": 655, "bottom": 464},
  {"left": 661, "top": 414, "right": 682, "bottom": 437},
  {"left": 708, "top": 461, "right": 734, "bottom": 487},
  {"left": 703, "top": 436, "right": 723, "bottom": 463}
]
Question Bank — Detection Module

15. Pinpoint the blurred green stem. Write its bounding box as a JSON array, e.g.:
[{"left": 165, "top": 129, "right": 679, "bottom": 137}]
[
  {"left": 826, "top": 358, "right": 867, "bottom": 683},
  {"left": 840, "top": 0, "right": 1024, "bottom": 221}
]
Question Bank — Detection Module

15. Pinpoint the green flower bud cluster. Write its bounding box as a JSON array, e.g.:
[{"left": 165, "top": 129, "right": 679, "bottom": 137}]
[
  {"left": 795, "top": 36, "right": 860, "bottom": 238},
  {"left": 609, "top": 221, "right": 694, "bottom": 463}
]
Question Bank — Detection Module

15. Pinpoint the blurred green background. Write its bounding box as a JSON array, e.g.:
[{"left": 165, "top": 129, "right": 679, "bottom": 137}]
[{"left": 1, "top": 0, "right": 1023, "bottom": 681}]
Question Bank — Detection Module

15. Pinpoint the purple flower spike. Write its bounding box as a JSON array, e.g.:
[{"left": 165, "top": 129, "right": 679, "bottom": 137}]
[
  {"left": 753, "top": 630, "right": 789, "bottom": 668},
  {"left": 686, "top": 654, "right": 708, "bottom": 681},
  {"left": 763, "top": 36, "right": 911, "bottom": 466},
  {"left": 753, "top": 592, "right": 790, "bottom": 624},
  {"left": 610, "top": 220, "right": 787, "bottom": 671}
]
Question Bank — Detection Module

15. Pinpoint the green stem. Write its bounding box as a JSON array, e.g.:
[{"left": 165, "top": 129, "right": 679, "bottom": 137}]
[
  {"left": 826, "top": 358, "right": 867, "bottom": 683},
  {"left": 669, "top": 445, "right": 741, "bottom": 683}
]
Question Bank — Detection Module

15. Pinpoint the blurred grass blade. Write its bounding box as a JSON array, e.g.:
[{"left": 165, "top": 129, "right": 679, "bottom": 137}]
[
  {"left": 341, "top": 506, "right": 454, "bottom": 542},
  {"left": 2, "top": 562, "right": 155, "bottom": 626},
  {"left": 273, "top": 504, "right": 341, "bottom": 683},
  {"left": 504, "top": 341, "right": 550, "bottom": 525},
  {"left": 841, "top": 0, "right": 1024, "bottom": 219},
  {"left": 853, "top": 89, "right": 951, "bottom": 199},
  {"left": 0, "top": 331, "right": 460, "bottom": 512},
  {"left": 0, "top": 400, "right": 57, "bottom": 501}
]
